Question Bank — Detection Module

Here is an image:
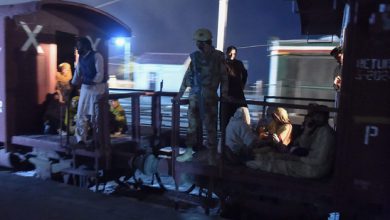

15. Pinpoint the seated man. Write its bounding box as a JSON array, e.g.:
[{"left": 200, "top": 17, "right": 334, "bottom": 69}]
[
  {"left": 43, "top": 92, "right": 62, "bottom": 134},
  {"left": 246, "top": 105, "right": 335, "bottom": 178},
  {"left": 64, "top": 96, "right": 79, "bottom": 135},
  {"left": 109, "top": 99, "right": 128, "bottom": 135},
  {"left": 225, "top": 107, "right": 262, "bottom": 164}
]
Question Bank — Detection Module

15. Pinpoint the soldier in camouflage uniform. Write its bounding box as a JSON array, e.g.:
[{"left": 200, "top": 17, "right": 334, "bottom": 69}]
[
  {"left": 175, "top": 28, "right": 229, "bottom": 164},
  {"left": 109, "top": 99, "right": 128, "bottom": 135}
]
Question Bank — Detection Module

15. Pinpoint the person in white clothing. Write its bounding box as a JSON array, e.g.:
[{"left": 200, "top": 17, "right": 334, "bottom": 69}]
[
  {"left": 224, "top": 107, "right": 262, "bottom": 163},
  {"left": 71, "top": 37, "right": 108, "bottom": 147}
]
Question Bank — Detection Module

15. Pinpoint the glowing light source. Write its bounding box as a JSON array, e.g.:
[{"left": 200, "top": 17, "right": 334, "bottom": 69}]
[{"left": 115, "top": 37, "right": 125, "bottom": 46}]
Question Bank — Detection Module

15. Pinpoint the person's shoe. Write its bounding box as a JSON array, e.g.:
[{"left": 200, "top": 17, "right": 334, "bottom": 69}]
[
  {"left": 58, "top": 129, "right": 67, "bottom": 136},
  {"left": 176, "top": 148, "right": 193, "bottom": 162}
]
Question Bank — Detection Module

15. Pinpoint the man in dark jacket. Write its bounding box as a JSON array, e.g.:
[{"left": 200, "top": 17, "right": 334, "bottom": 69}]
[
  {"left": 220, "top": 46, "right": 248, "bottom": 133},
  {"left": 330, "top": 46, "right": 343, "bottom": 92}
]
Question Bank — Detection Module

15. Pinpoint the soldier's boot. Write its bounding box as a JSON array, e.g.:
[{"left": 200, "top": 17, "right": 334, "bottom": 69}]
[{"left": 176, "top": 147, "right": 193, "bottom": 162}]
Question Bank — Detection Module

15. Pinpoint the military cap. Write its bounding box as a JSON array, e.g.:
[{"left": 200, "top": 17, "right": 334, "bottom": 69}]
[{"left": 193, "top": 28, "right": 212, "bottom": 41}]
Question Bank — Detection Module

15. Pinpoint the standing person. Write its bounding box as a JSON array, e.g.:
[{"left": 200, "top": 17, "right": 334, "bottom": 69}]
[
  {"left": 71, "top": 37, "right": 108, "bottom": 146},
  {"left": 330, "top": 46, "right": 343, "bottom": 128},
  {"left": 55, "top": 62, "right": 72, "bottom": 104},
  {"left": 330, "top": 46, "right": 343, "bottom": 101},
  {"left": 220, "top": 46, "right": 248, "bottom": 132},
  {"left": 174, "top": 28, "right": 229, "bottom": 164}
]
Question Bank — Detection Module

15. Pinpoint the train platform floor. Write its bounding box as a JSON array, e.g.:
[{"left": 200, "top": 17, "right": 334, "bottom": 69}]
[{"left": 0, "top": 171, "right": 219, "bottom": 220}]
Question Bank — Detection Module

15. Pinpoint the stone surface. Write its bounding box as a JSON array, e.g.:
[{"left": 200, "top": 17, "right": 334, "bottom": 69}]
[{"left": 0, "top": 172, "right": 219, "bottom": 220}]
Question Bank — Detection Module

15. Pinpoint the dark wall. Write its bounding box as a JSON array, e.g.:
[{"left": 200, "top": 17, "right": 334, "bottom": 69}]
[
  {"left": 56, "top": 31, "right": 76, "bottom": 71},
  {"left": 336, "top": 1, "right": 390, "bottom": 212},
  {"left": 5, "top": 17, "right": 40, "bottom": 137}
]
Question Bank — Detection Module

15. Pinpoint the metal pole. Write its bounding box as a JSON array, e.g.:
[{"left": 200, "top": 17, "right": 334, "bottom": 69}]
[
  {"left": 216, "top": 0, "right": 229, "bottom": 51},
  {"left": 124, "top": 39, "right": 131, "bottom": 80}
]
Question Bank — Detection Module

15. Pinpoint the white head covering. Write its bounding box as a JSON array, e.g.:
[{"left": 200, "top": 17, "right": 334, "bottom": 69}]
[{"left": 232, "top": 107, "right": 251, "bottom": 125}]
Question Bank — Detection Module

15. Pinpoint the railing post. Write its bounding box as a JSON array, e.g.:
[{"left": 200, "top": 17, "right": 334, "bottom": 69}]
[
  {"left": 262, "top": 96, "right": 268, "bottom": 119},
  {"left": 171, "top": 99, "right": 180, "bottom": 148},
  {"left": 170, "top": 97, "right": 181, "bottom": 191},
  {"left": 151, "top": 92, "right": 162, "bottom": 138},
  {"left": 131, "top": 94, "right": 141, "bottom": 143}
]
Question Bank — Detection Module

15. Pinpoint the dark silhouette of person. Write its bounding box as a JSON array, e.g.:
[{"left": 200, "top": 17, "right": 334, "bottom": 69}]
[{"left": 220, "top": 45, "right": 248, "bottom": 133}]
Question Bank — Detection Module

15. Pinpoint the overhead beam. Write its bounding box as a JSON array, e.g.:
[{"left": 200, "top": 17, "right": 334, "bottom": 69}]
[{"left": 96, "top": 0, "right": 121, "bottom": 9}]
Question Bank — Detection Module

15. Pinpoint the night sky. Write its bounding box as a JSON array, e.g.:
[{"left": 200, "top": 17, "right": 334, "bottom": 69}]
[{"left": 2, "top": 0, "right": 302, "bottom": 84}]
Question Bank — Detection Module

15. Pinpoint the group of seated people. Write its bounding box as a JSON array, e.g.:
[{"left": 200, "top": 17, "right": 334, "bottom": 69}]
[
  {"left": 43, "top": 91, "right": 128, "bottom": 137},
  {"left": 224, "top": 104, "right": 335, "bottom": 178},
  {"left": 66, "top": 98, "right": 128, "bottom": 136}
]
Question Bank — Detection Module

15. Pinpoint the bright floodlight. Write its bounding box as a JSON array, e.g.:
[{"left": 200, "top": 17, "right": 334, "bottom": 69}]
[{"left": 115, "top": 37, "right": 125, "bottom": 46}]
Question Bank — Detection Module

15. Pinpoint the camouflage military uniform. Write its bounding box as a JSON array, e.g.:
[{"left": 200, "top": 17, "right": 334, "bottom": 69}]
[
  {"left": 110, "top": 102, "right": 128, "bottom": 134},
  {"left": 178, "top": 48, "right": 228, "bottom": 153}
]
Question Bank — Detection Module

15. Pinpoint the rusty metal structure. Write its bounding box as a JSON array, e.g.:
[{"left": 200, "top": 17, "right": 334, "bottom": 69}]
[{"left": 0, "top": 0, "right": 389, "bottom": 219}]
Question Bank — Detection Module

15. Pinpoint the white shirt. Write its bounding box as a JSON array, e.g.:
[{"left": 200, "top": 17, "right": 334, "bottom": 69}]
[{"left": 72, "top": 51, "right": 107, "bottom": 116}]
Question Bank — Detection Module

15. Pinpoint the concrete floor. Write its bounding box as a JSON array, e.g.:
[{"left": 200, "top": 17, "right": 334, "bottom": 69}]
[{"left": 0, "top": 171, "right": 218, "bottom": 220}]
